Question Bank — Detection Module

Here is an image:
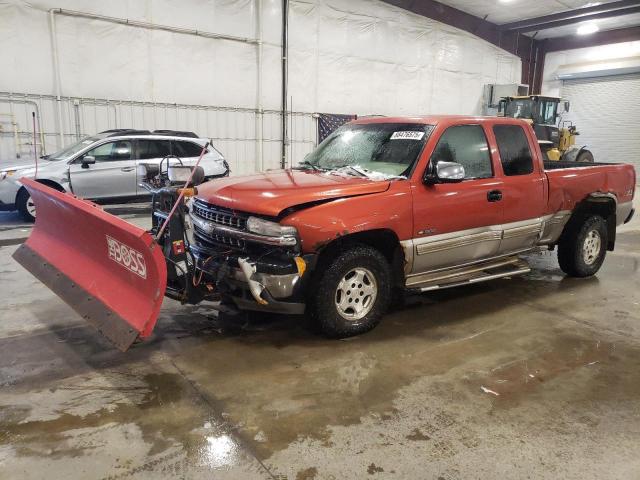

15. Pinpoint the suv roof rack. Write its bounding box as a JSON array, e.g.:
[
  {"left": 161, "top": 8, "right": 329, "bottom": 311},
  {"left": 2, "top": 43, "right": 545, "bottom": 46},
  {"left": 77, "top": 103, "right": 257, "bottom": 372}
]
[
  {"left": 98, "top": 129, "right": 200, "bottom": 138},
  {"left": 100, "top": 129, "right": 152, "bottom": 137},
  {"left": 152, "top": 130, "right": 199, "bottom": 138}
]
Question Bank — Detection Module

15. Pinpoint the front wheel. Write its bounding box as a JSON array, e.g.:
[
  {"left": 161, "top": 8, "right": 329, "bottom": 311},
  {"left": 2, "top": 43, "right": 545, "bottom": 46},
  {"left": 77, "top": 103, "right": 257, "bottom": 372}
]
[
  {"left": 16, "top": 188, "right": 36, "bottom": 222},
  {"left": 309, "top": 245, "right": 391, "bottom": 338},
  {"left": 558, "top": 214, "right": 607, "bottom": 277}
]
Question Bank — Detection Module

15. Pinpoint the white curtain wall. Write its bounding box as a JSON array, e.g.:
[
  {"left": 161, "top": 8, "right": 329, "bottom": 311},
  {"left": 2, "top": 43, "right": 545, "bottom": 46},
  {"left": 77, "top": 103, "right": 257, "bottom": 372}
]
[{"left": 0, "top": 0, "right": 521, "bottom": 171}]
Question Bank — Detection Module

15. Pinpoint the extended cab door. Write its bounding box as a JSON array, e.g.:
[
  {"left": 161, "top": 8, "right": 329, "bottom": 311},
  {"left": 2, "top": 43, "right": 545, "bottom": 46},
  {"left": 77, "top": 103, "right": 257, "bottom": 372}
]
[
  {"left": 410, "top": 123, "right": 504, "bottom": 273},
  {"left": 490, "top": 124, "right": 546, "bottom": 254},
  {"left": 69, "top": 140, "right": 137, "bottom": 199}
]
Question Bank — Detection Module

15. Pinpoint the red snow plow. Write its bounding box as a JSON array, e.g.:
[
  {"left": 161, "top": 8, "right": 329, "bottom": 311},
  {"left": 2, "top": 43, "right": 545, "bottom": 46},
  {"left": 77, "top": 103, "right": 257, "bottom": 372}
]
[{"left": 13, "top": 179, "right": 167, "bottom": 351}]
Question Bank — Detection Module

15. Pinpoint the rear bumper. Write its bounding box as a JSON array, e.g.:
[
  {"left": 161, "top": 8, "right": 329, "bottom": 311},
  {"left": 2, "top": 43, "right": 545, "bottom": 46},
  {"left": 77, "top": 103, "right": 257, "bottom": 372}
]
[{"left": 624, "top": 208, "right": 635, "bottom": 224}]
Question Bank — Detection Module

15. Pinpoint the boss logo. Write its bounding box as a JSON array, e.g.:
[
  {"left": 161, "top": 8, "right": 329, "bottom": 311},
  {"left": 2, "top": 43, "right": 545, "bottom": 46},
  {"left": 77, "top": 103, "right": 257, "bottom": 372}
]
[{"left": 106, "top": 235, "right": 147, "bottom": 279}]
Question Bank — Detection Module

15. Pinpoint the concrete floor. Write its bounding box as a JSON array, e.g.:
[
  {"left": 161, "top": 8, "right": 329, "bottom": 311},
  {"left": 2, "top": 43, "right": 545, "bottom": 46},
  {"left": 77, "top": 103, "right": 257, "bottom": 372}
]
[{"left": 0, "top": 206, "right": 639, "bottom": 479}]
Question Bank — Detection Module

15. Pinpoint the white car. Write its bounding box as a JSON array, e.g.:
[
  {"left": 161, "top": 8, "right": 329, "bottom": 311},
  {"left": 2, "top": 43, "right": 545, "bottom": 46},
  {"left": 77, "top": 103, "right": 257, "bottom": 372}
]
[{"left": 0, "top": 129, "right": 229, "bottom": 221}]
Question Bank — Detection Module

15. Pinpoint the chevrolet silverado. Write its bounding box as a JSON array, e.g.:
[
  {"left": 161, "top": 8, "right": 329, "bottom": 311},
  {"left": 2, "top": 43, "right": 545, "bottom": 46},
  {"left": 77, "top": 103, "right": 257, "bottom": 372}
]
[{"left": 14, "top": 116, "right": 636, "bottom": 350}]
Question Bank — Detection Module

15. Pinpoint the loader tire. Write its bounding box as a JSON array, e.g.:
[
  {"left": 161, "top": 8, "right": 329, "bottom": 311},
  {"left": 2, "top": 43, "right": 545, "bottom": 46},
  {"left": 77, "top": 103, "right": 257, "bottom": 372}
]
[
  {"left": 309, "top": 245, "right": 391, "bottom": 338},
  {"left": 576, "top": 150, "right": 594, "bottom": 163},
  {"left": 558, "top": 214, "right": 607, "bottom": 277},
  {"left": 16, "top": 188, "right": 36, "bottom": 223}
]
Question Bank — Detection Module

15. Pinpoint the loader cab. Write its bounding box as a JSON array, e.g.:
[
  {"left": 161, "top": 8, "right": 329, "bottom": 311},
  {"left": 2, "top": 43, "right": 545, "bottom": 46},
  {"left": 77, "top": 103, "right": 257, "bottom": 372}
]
[
  {"left": 498, "top": 95, "right": 567, "bottom": 155},
  {"left": 498, "top": 95, "right": 563, "bottom": 126}
]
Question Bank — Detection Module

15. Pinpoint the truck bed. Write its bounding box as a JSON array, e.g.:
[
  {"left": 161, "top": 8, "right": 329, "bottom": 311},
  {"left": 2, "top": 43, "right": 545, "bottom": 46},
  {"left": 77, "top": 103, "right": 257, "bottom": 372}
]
[{"left": 544, "top": 160, "right": 635, "bottom": 219}]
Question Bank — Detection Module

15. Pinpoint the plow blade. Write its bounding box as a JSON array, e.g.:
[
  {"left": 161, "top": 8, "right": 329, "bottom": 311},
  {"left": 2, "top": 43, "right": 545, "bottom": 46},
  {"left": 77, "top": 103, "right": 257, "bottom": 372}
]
[{"left": 12, "top": 179, "right": 167, "bottom": 351}]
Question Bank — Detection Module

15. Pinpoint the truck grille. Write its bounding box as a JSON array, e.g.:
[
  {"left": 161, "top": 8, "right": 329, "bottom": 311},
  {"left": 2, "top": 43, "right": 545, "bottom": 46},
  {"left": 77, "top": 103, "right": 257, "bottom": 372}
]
[
  {"left": 192, "top": 201, "right": 247, "bottom": 230},
  {"left": 194, "top": 228, "right": 246, "bottom": 249},
  {"left": 192, "top": 200, "right": 248, "bottom": 250}
]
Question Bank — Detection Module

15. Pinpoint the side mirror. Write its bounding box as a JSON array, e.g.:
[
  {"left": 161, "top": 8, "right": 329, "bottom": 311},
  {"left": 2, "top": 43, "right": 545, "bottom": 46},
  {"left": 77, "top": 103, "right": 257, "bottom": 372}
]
[
  {"left": 81, "top": 155, "right": 96, "bottom": 169},
  {"left": 424, "top": 161, "right": 465, "bottom": 185},
  {"left": 563, "top": 101, "right": 570, "bottom": 113}
]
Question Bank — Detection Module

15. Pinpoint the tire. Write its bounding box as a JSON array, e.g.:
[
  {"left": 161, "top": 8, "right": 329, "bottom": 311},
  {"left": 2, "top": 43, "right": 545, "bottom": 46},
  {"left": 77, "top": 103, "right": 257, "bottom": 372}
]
[
  {"left": 309, "top": 245, "right": 391, "bottom": 338},
  {"left": 558, "top": 214, "right": 607, "bottom": 277},
  {"left": 16, "top": 188, "right": 36, "bottom": 222},
  {"left": 576, "top": 150, "right": 594, "bottom": 163}
]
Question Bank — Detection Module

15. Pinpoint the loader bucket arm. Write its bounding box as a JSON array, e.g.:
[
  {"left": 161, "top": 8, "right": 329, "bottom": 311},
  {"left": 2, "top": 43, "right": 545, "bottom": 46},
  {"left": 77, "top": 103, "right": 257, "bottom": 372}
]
[{"left": 12, "top": 179, "right": 167, "bottom": 351}]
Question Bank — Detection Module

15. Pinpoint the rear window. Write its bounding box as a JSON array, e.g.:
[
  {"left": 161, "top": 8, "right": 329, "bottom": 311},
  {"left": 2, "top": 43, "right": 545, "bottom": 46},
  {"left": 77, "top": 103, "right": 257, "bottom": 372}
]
[
  {"left": 138, "top": 139, "right": 171, "bottom": 159},
  {"left": 173, "top": 141, "right": 205, "bottom": 157},
  {"left": 493, "top": 125, "right": 534, "bottom": 176}
]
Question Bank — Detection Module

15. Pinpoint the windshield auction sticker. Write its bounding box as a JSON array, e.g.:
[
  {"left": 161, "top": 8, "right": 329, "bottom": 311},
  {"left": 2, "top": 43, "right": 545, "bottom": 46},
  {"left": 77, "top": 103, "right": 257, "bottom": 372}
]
[{"left": 390, "top": 131, "right": 425, "bottom": 140}]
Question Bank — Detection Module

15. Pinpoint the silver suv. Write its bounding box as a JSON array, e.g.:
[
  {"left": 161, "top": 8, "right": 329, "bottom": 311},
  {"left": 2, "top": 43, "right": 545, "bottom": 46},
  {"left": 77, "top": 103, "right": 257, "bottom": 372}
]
[{"left": 0, "top": 129, "right": 229, "bottom": 221}]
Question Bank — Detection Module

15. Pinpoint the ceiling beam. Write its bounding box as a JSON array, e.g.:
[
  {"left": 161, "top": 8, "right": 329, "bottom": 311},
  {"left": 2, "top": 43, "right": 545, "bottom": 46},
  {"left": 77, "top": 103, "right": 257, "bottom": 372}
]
[
  {"left": 511, "top": 5, "right": 640, "bottom": 33},
  {"left": 500, "top": 0, "right": 640, "bottom": 31},
  {"left": 381, "top": 0, "right": 516, "bottom": 54},
  {"left": 380, "top": 0, "right": 547, "bottom": 92},
  {"left": 544, "top": 25, "right": 640, "bottom": 52}
]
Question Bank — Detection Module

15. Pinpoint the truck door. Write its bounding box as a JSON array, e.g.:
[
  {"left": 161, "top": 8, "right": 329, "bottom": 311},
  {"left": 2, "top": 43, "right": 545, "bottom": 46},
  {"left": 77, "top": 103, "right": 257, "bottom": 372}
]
[
  {"left": 69, "top": 140, "right": 137, "bottom": 199},
  {"left": 410, "top": 124, "right": 504, "bottom": 273},
  {"left": 491, "top": 124, "right": 546, "bottom": 254}
]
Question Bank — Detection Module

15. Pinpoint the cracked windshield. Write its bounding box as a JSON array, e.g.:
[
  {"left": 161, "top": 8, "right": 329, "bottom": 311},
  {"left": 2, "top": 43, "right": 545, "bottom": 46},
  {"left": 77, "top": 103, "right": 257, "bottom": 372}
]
[{"left": 301, "top": 123, "right": 433, "bottom": 179}]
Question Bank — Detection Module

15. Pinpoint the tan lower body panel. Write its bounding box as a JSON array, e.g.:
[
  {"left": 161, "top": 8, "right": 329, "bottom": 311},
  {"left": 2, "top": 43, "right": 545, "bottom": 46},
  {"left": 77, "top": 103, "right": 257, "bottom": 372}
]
[{"left": 401, "top": 211, "right": 571, "bottom": 279}]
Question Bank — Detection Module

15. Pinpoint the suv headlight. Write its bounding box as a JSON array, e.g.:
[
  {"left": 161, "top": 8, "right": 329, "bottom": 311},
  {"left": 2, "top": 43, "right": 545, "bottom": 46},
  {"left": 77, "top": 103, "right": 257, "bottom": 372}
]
[{"left": 247, "top": 216, "right": 297, "bottom": 238}]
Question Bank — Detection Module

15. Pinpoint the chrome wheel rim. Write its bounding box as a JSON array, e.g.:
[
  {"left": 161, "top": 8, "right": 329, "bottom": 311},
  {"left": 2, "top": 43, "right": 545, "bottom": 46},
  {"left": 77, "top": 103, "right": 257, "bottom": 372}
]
[
  {"left": 335, "top": 267, "right": 377, "bottom": 321},
  {"left": 583, "top": 230, "right": 601, "bottom": 265},
  {"left": 26, "top": 195, "right": 36, "bottom": 217}
]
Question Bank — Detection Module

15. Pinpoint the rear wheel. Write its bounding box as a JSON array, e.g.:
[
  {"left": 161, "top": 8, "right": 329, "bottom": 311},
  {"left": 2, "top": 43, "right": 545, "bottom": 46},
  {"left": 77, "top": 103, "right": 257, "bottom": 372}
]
[
  {"left": 558, "top": 214, "right": 607, "bottom": 277},
  {"left": 309, "top": 245, "right": 391, "bottom": 338},
  {"left": 16, "top": 188, "right": 36, "bottom": 222}
]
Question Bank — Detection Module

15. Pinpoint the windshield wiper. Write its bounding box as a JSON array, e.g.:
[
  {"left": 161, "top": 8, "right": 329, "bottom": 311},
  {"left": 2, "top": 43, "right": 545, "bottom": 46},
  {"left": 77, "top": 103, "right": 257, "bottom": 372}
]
[
  {"left": 334, "top": 165, "right": 368, "bottom": 177},
  {"left": 295, "top": 160, "right": 322, "bottom": 171}
]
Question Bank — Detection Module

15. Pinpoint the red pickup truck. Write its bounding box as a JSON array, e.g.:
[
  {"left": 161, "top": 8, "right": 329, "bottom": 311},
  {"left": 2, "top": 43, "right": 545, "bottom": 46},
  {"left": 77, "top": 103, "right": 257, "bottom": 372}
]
[{"left": 14, "top": 116, "right": 636, "bottom": 350}]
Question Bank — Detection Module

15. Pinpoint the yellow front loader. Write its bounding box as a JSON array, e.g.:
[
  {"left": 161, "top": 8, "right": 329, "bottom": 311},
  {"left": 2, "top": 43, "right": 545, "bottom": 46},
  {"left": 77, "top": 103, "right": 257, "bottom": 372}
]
[{"left": 498, "top": 95, "right": 594, "bottom": 163}]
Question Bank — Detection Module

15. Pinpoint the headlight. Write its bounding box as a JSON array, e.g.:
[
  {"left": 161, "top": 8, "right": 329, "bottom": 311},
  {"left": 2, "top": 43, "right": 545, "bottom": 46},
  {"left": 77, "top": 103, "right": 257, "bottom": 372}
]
[
  {"left": 246, "top": 216, "right": 297, "bottom": 238},
  {"left": 0, "top": 170, "right": 15, "bottom": 180}
]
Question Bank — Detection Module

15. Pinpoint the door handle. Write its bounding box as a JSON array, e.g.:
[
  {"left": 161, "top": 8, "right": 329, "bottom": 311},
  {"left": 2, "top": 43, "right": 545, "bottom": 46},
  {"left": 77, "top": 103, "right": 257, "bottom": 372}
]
[
  {"left": 487, "top": 190, "right": 502, "bottom": 202},
  {"left": 120, "top": 167, "right": 135, "bottom": 172}
]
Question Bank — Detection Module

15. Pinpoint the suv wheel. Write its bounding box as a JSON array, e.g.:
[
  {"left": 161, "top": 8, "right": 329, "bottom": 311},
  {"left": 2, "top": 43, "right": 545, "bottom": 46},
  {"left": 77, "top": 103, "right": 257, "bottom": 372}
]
[
  {"left": 309, "top": 245, "right": 391, "bottom": 338},
  {"left": 558, "top": 214, "right": 607, "bottom": 277},
  {"left": 16, "top": 188, "right": 36, "bottom": 222}
]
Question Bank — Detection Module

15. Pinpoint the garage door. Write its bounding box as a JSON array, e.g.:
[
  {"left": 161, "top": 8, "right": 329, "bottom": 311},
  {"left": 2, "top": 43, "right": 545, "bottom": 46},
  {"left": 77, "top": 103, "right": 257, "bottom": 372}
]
[{"left": 560, "top": 73, "right": 640, "bottom": 172}]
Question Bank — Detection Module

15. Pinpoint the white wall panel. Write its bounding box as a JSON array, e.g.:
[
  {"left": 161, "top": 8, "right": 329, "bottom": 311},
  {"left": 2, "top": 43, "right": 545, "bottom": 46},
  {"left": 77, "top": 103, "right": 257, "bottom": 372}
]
[
  {"left": 0, "top": 0, "right": 520, "bottom": 171},
  {"left": 560, "top": 73, "right": 640, "bottom": 171}
]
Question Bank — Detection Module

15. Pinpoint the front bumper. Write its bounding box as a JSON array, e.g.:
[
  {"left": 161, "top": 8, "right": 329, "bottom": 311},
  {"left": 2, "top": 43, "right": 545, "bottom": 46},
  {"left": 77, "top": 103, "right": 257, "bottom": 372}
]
[
  {"left": 0, "top": 200, "right": 16, "bottom": 211},
  {"left": 0, "top": 179, "right": 19, "bottom": 207},
  {"left": 189, "top": 241, "right": 315, "bottom": 314}
]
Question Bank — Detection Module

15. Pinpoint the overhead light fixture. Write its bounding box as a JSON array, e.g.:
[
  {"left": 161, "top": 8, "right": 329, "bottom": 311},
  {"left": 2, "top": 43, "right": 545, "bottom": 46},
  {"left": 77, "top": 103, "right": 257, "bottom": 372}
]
[{"left": 577, "top": 23, "right": 599, "bottom": 35}]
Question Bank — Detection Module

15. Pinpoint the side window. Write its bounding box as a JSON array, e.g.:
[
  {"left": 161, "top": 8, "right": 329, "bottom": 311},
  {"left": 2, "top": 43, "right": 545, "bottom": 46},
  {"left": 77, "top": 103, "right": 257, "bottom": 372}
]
[
  {"left": 173, "top": 141, "right": 205, "bottom": 158},
  {"left": 493, "top": 125, "right": 534, "bottom": 176},
  {"left": 138, "top": 140, "right": 171, "bottom": 159},
  {"left": 85, "top": 140, "right": 132, "bottom": 162},
  {"left": 430, "top": 125, "right": 492, "bottom": 179}
]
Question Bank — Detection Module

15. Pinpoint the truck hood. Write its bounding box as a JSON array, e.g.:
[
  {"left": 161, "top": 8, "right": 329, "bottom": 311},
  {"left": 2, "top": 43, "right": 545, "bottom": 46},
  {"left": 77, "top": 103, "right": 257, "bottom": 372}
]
[{"left": 195, "top": 169, "right": 391, "bottom": 217}]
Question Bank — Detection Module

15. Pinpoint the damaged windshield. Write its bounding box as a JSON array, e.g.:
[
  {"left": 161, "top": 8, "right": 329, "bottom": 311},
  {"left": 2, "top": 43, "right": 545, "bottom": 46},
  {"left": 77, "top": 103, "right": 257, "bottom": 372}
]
[{"left": 301, "top": 122, "right": 433, "bottom": 179}]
